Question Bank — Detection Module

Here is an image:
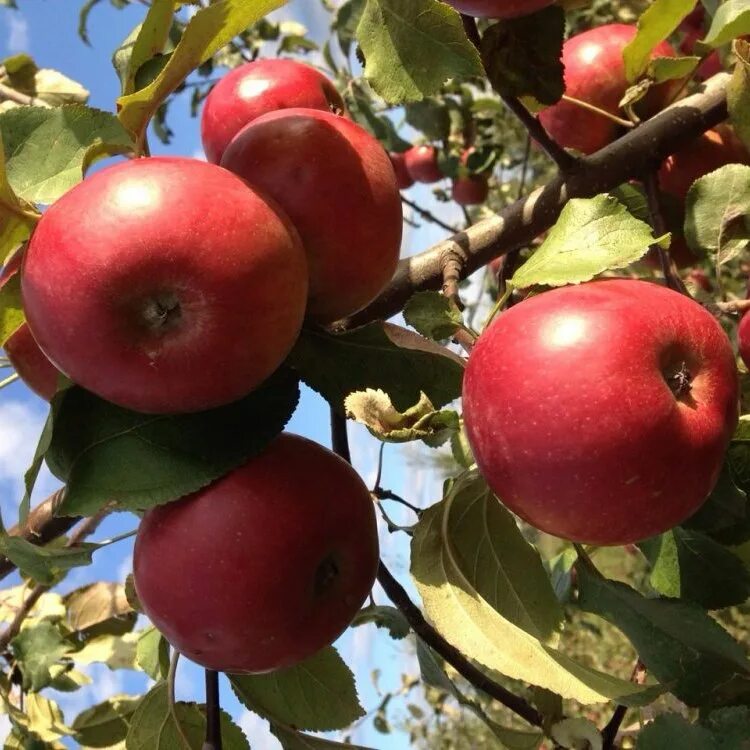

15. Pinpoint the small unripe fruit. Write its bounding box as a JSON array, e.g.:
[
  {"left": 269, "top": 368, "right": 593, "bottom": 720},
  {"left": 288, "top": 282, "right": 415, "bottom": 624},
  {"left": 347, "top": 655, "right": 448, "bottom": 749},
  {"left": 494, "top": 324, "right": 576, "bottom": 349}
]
[{"left": 134, "top": 433, "right": 380, "bottom": 673}]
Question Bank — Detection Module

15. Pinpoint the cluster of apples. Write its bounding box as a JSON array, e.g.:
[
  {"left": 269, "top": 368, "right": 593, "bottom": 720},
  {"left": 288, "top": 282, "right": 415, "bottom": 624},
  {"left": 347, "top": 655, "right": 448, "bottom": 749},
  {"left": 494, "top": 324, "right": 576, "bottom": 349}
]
[
  {"left": 6, "top": 58, "right": 395, "bottom": 673},
  {"left": 390, "top": 145, "right": 491, "bottom": 206}
]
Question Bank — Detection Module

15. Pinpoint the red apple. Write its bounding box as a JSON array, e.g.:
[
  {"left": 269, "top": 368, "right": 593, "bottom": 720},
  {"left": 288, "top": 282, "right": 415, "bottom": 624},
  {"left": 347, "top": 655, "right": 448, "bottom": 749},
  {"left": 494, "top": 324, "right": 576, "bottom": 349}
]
[
  {"left": 0, "top": 254, "right": 59, "bottom": 400},
  {"left": 539, "top": 25, "right": 681, "bottom": 155},
  {"left": 221, "top": 108, "right": 402, "bottom": 323},
  {"left": 201, "top": 59, "right": 344, "bottom": 165},
  {"left": 739, "top": 311, "right": 750, "bottom": 372},
  {"left": 404, "top": 145, "right": 443, "bottom": 184},
  {"left": 452, "top": 175, "right": 489, "bottom": 206},
  {"left": 390, "top": 152, "right": 415, "bottom": 190},
  {"left": 133, "top": 432, "right": 379, "bottom": 673},
  {"left": 443, "top": 0, "right": 553, "bottom": 18},
  {"left": 463, "top": 278, "right": 738, "bottom": 545},
  {"left": 22, "top": 157, "right": 308, "bottom": 414},
  {"left": 659, "top": 126, "right": 749, "bottom": 199}
]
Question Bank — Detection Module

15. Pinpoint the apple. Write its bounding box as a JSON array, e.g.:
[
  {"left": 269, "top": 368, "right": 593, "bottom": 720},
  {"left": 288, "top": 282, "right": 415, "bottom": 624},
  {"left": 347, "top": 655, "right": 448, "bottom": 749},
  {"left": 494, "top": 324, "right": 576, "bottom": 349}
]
[
  {"left": 539, "top": 25, "right": 681, "bottom": 155},
  {"left": 452, "top": 175, "right": 489, "bottom": 206},
  {"left": 133, "top": 432, "right": 380, "bottom": 673},
  {"left": 0, "top": 254, "right": 59, "bottom": 401},
  {"left": 22, "top": 157, "right": 308, "bottom": 414},
  {"left": 443, "top": 0, "right": 553, "bottom": 18},
  {"left": 404, "top": 145, "right": 443, "bottom": 184},
  {"left": 390, "top": 152, "right": 415, "bottom": 190},
  {"left": 221, "top": 108, "right": 402, "bottom": 323},
  {"left": 201, "top": 59, "right": 344, "bottom": 165},
  {"left": 659, "top": 126, "right": 749, "bottom": 199},
  {"left": 739, "top": 311, "right": 750, "bottom": 372},
  {"left": 462, "top": 278, "right": 738, "bottom": 545}
]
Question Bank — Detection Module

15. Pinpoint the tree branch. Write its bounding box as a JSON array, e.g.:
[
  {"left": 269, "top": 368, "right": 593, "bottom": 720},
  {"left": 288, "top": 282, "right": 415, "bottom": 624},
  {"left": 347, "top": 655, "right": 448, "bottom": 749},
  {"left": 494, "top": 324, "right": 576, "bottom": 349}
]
[
  {"left": 339, "top": 73, "right": 729, "bottom": 330},
  {"left": 329, "top": 407, "right": 543, "bottom": 728},
  {"left": 0, "top": 490, "right": 81, "bottom": 583}
]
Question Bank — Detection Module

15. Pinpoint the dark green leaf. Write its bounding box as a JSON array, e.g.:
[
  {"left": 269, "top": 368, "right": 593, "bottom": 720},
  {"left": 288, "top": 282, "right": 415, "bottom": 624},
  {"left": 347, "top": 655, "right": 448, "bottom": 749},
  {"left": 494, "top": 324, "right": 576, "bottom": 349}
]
[
  {"left": 289, "top": 323, "right": 463, "bottom": 415},
  {"left": 271, "top": 724, "right": 375, "bottom": 750},
  {"left": 404, "top": 291, "right": 464, "bottom": 341},
  {"left": 47, "top": 367, "right": 300, "bottom": 517},
  {"left": 135, "top": 626, "right": 170, "bottom": 681},
  {"left": 351, "top": 604, "right": 410, "bottom": 639},
  {"left": 481, "top": 7, "right": 565, "bottom": 105},
  {"left": 72, "top": 695, "right": 140, "bottom": 748},
  {"left": 10, "top": 621, "right": 72, "bottom": 692},
  {"left": 0, "top": 534, "right": 99, "bottom": 586}
]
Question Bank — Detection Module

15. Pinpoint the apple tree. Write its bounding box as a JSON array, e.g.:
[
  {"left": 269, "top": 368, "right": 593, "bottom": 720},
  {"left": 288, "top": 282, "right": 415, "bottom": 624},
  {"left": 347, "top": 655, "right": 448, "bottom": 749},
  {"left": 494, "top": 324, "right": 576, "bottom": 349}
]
[{"left": 1, "top": 0, "right": 750, "bottom": 748}]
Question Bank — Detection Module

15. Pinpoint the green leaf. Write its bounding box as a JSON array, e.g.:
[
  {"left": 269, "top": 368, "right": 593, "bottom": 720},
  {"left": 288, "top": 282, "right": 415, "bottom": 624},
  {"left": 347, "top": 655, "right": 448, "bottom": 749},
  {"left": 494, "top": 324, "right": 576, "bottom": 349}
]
[
  {"left": 411, "top": 469, "right": 654, "bottom": 705},
  {"left": 333, "top": 0, "right": 366, "bottom": 57},
  {"left": 0, "top": 586, "right": 64, "bottom": 622},
  {"left": 64, "top": 582, "right": 135, "bottom": 636},
  {"left": 639, "top": 527, "right": 750, "bottom": 609},
  {"left": 73, "top": 632, "right": 140, "bottom": 671},
  {"left": 351, "top": 604, "right": 410, "bottom": 639},
  {"left": 344, "top": 389, "right": 459, "bottom": 446},
  {"left": 47, "top": 664, "right": 91, "bottom": 693},
  {"left": 10, "top": 621, "right": 72, "bottom": 691},
  {"left": 79, "top": 0, "right": 104, "bottom": 45},
  {"left": 404, "top": 291, "right": 464, "bottom": 341},
  {"left": 121, "top": 0, "right": 175, "bottom": 96},
  {"left": 651, "top": 55, "right": 700, "bottom": 84},
  {"left": 622, "top": 0, "right": 696, "bottom": 82},
  {"left": 551, "top": 718, "right": 602, "bottom": 750},
  {"left": 289, "top": 322, "right": 464, "bottom": 415},
  {"left": 347, "top": 92, "right": 411, "bottom": 152},
  {"left": 704, "top": 0, "right": 750, "bottom": 47},
  {"left": 47, "top": 367, "right": 300, "bottom": 517},
  {"left": 728, "top": 40, "right": 750, "bottom": 156},
  {"left": 9, "top": 693, "right": 72, "bottom": 744},
  {"left": 229, "top": 646, "right": 364, "bottom": 732},
  {"left": 684, "top": 164, "right": 750, "bottom": 263},
  {"left": 19, "top": 399, "right": 60, "bottom": 524},
  {"left": 135, "top": 626, "right": 170, "bottom": 681},
  {"left": 577, "top": 563, "right": 750, "bottom": 707},
  {"left": 0, "top": 105, "right": 134, "bottom": 204},
  {"left": 117, "top": 0, "right": 286, "bottom": 149},
  {"left": 0, "top": 533, "right": 100, "bottom": 586},
  {"left": 404, "top": 98, "right": 451, "bottom": 142},
  {"left": 510, "top": 195, "right": 658, "bottom": 289},
  {"left": 271, "top": 724, "right": 374, "bottom": 750},
  {"left": 637, "top": 713, "right": 716, "bottom": 749},
  {"left": 480, "top": 6, "right": 565, "bottom": 106},
  {"left": 0, "top": 138, "right": 37, "bottom": 276},
  {"left": 72, "top": 695, "right": 140, "bottom": 748},
  {"left": 0, "top": 268, "right": 24, "bottom": 346},
  {"left": 356, "top": 0, "right": 483, "bottom": 104}
]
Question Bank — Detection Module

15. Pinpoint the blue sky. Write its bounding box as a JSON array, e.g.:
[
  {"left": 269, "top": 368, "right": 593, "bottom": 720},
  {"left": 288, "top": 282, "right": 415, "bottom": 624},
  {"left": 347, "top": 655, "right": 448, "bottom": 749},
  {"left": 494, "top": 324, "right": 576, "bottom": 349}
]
[{"left": 0, "top": 2, "right": 469, "bottom": 747}]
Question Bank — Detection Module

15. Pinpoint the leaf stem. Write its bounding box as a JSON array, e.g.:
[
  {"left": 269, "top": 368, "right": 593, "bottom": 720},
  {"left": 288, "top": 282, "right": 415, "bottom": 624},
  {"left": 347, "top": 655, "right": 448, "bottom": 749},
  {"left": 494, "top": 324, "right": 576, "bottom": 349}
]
[{"left": 561, "top": 95, "right": 635, "bottom": 129}]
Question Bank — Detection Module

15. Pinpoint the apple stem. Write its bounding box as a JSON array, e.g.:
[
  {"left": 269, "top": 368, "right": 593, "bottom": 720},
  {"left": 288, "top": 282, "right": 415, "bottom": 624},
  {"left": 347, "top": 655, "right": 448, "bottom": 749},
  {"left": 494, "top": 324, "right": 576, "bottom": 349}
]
[
  {"left": 562, "top": 95, "right": 636, "bottom": 130},
  {"left": 203, "top": 670, "right": 223, "bottom": 750},
  {"left": 643, "top": 172, "right": 688, "bottom": 296},
  {"left": 328, "top": 407, "right": 544, "bottom": 729}
]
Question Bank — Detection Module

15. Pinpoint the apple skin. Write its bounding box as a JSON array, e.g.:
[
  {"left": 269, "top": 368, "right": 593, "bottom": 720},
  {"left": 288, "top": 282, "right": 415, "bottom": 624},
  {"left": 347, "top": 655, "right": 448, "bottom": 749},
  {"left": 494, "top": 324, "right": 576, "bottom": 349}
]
[
  {"left": 539, "top": 25, "right": 681, "bottom": 155},
  {"left": 133, "top": 432, "right": 380, "bottom": 673},
  {"left": 659, "top": 126, "right": 749, "bottom": 199},
  {"left": 221, "top": 108, "right": 402, "bottom": 323},
  {"left": 452, "top": 175, "right": 489, "bottom": 206},
  {"left": 404, "top": 145, "right": 443, "bottom": 184},
  {"left": 463, "top": 278, "right": 739, "bottom": 545},
  {"left": 201, "top": 59, "right": 344, "bottom": 165},
  {"left": 0, "top": 254, "right": 59, "bottom": 401},
  {"left": 22, "top": 157, "right": 308, "bottom": 414},
  {"left": 443, "top": 0, "right": 553, "bottom": 18},
  {"left": 739, "top": 312, "right": 750, "bottom": 372},
  {"left": 390, "top": 152, "right": 415, "bottom": 190}
]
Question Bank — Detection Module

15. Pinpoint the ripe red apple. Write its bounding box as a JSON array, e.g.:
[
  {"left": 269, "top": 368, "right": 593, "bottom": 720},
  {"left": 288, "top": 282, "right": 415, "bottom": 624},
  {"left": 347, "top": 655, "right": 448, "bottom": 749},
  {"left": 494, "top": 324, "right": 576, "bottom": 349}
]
[
  {"left": 443, "top": 0, "right": 553, "bottom": 18},
  {"left": 0, "top": 254, "right": 59, "bottom": 400},
  {"left": 453, "top": 175, "right": 489, "bottom": 206},
  {"left": 404, "top": 145, "right": 443, "bottom": 184},
  {"left": 390, "top": 152, "right": 414, "bottom": 190},
  {"left": 22, "top": 157, "right": 308, "bottom": 414},
  {"left": 739, "top": 311, "right": 750, "bottom": 372},
  {"left": 201, "top": 59, "right": 344, "bottom": 165},
  {"left": 659, "top": 126, "right": 749, "bottom": 199},
  {"left": 463, "top": 278, "right": 738, "bottom": 545},
  {"left": 133, "top": 432, "right": 379, "bottom": 673},
  {"left": 221, "top": 108, "right": 402, "bottom": 323},
  {"left": 539, "top": 25, "right": 681, "bottom": 155}
]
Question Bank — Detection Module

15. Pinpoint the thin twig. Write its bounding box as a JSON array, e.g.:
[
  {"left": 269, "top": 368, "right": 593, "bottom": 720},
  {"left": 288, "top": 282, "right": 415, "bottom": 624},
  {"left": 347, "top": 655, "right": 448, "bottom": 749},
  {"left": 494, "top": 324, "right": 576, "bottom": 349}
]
[
  {"left": 402, "top": 196, "right": 461, "bottom": 234},
  {"left": 561, "top": 94, "right": 635, "bottom": 129},
  {"left": 0, "top": 82, "right": 53, "bottom": 109},
  {"left": 643, "top": 172, "right": 688, "bottom": 295},
  {"left": 328, "top": 408, "right": 543, "bottom": 728}
]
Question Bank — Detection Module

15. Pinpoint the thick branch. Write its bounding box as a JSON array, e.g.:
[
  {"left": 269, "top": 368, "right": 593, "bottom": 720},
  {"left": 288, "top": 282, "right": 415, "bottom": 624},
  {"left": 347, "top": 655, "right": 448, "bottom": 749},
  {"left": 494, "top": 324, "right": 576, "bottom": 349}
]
[
  {"left": 340, "top": 74, "right": 729, "bottom": 330},
  {"left": 0, "top": 490, "right": 80, "bottom": 583}
]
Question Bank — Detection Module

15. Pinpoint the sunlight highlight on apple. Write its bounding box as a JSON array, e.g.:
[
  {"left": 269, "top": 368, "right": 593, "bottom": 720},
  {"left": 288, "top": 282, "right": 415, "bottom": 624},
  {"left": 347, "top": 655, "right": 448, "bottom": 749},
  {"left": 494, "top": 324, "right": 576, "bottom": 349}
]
[{"left": 543, "top": 314, "right": 588, "bottom": 349}]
